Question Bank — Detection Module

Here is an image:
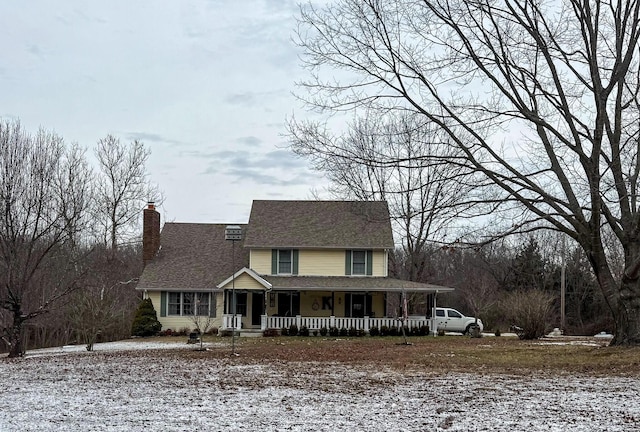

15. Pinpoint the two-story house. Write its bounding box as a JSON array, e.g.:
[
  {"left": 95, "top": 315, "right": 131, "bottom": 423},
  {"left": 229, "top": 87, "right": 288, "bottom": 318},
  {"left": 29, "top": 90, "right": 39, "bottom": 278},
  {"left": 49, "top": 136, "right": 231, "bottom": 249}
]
[{"left": 137, "top": 200, "right": 452, "bottom": 333}]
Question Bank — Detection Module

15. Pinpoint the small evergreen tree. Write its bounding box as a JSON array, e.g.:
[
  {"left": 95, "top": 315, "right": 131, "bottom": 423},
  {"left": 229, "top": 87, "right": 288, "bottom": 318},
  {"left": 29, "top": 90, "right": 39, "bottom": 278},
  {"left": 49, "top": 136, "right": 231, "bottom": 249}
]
[{"left": 131, "top": 298, "right": 162, "bottom": 337}]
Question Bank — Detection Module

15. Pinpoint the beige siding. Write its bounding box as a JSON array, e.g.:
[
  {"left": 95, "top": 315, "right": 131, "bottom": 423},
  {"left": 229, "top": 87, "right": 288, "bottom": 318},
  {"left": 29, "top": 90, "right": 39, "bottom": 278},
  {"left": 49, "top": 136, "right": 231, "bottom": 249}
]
[
  {"left": 220, "top": 273, "right": 266, "bottom": 290},
  {"left": 250, "top": 248, "right": 389, "bottom": 276},
  {"left": 299, "top": 291, "right": 334, "bottom": 317},
  {"left": 298, "top": 250, "right": 345, "bottom": 276},
  {"left": 371, "top": 292, "right": 385, "bottom": 317},
  {"left": 250, "top": 249, "right": 272, "bottom": 274},
  {"left": 299, "top": 249, "right": 388, "bottom": 276},
  {"left": 371, "top": 250, "right": 387, "bottom": 277},
  {"left": 146, "top": 290, "right": 223, "bottom": 332}
]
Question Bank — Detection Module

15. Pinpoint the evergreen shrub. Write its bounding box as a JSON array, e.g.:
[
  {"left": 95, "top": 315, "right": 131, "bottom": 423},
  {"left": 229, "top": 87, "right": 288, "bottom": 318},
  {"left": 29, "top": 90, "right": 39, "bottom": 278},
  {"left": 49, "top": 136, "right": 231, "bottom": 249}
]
[
  {"left": 289, "top": 324, "right": 299, "bottom": 336},
  {"left": 131, "top": 298, "right": 162, "bottom": 337}
]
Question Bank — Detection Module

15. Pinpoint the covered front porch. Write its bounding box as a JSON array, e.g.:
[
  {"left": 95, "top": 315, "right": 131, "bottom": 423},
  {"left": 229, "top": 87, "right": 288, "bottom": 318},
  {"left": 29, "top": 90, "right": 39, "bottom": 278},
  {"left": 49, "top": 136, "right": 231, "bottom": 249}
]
[
  {"left": 220, "top": 289, "right": 392, "bottom": 330},
  {"left": 217, "top": 270, "right": 453, "bottom": 334}
]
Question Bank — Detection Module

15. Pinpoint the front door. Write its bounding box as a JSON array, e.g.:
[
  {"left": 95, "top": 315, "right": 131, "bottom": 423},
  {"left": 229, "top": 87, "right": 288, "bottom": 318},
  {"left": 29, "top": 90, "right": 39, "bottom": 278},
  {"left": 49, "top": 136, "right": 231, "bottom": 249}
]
[
  {"left": 346, "top": 293, "right": 373, "bottom": 317},
  {"left": 351, "top": 294, "right": 365, "bottom": 318},
  {"left": 251, "top": 292, "right": 264, "bottom": 326}
]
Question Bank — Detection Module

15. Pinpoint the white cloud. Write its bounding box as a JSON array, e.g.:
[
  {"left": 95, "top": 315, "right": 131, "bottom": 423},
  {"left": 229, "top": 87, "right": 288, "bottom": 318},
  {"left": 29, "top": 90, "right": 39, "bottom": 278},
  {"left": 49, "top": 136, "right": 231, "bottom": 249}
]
[{"left": 0, "top": 0, "right": 328, "bottom": 222}]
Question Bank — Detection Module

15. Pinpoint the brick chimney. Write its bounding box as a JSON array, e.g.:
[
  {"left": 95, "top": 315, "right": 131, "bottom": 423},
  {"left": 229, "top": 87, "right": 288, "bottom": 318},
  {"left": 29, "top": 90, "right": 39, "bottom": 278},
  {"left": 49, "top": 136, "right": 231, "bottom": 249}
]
[{"left": 143, "top": 202, "right": 160, "bottom": 266}]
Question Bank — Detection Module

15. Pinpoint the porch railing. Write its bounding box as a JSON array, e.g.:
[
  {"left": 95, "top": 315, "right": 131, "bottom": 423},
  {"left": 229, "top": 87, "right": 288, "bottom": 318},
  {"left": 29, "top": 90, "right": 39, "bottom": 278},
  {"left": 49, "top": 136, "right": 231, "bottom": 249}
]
[
  {"left": 221, "top": 315, "right": 242, "bottom": 330},
  {"left": 265, "top": 315, "right": 430, "bottom": 332},
  {"left": 221, "top": 314, "right": 433, "bottom": 333}
]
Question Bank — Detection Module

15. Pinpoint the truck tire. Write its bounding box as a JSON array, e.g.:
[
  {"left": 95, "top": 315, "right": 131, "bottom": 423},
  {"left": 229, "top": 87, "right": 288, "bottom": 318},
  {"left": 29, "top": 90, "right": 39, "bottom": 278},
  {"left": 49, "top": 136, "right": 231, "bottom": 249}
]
[{"left": 464, "top": 324, "right": 475, "bottom": 335}]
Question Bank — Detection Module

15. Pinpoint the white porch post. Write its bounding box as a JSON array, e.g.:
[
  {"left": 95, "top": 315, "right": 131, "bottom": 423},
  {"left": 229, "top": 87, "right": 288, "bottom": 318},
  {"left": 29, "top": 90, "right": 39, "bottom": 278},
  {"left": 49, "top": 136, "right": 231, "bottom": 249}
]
[
  {"left": 364, "top": 316, "right": 370, "bottom": 332},
  {"left": 330, "top": 316, "right": 335, "bottom": 329},
  {"left": 261, "top": 314, "right": 267, "bottom": 331},
  {"left": 296, "top": 315, "right": 301, "bottom": 329},
  {"left": 432, "top": 291, "right": 438, "bottom": 336}
]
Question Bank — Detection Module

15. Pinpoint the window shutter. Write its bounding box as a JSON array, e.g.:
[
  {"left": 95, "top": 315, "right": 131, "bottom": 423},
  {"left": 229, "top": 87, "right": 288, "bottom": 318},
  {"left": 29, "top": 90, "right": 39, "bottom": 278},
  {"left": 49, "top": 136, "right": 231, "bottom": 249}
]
[
  {"left": 292, "top": 249, "right": 299, "bottom": 275},
  {"left": 271, "top": 249, "right": 278, "bottom": 274},
  {"left": 366, "top": 250, "right": 373, "bottom": 275},
  {"left": 345, "top": 250, "right": 352, "bottom": 275},
  {"left": 160, "top": 291, "right": 167, "bottom": 317}
]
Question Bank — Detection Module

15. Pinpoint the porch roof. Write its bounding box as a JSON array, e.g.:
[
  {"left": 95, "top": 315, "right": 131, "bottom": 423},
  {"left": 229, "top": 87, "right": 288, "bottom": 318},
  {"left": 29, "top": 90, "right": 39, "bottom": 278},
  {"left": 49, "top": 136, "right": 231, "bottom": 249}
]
[{"left": 262, "top": 276, "right": 454, "bottom": 293}]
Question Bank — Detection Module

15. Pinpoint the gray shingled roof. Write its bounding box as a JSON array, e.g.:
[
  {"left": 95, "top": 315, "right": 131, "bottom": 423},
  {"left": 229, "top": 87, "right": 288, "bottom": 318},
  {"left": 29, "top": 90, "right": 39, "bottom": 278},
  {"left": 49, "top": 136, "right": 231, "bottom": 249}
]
[
  {"left": 137, "top": 223, "right": 248, "bottom": 291},
  {"left": 263, "top": 276, "right": 454, "bottom": 293},
  {"left": 243, "top": 200, "right": 394, "bottom": 249}
]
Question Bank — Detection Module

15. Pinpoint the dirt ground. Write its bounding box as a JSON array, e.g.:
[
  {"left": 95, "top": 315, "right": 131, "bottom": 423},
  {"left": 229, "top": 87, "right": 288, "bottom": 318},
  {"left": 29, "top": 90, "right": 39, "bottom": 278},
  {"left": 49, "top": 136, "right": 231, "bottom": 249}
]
[{"left": 1, "top": 336, "right": 640, "bottom": 431}]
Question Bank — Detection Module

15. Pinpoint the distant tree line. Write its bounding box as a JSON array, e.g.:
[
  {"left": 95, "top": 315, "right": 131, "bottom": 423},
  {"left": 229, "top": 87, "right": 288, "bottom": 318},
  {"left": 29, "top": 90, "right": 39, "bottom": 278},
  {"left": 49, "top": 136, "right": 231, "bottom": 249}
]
[
  {"left": 0, "top": 119, "right": 159, "bottom": 357},
  {"left": 388, "top": 234, "right": 610, "bottom": 336}
]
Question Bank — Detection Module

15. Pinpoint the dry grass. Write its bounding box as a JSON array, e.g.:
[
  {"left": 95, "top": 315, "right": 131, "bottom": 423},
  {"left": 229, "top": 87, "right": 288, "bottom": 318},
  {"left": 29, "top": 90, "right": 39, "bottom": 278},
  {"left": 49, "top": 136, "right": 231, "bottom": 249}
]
[{"left": 147, "top": 334, "right": 640, "bottom": 376}]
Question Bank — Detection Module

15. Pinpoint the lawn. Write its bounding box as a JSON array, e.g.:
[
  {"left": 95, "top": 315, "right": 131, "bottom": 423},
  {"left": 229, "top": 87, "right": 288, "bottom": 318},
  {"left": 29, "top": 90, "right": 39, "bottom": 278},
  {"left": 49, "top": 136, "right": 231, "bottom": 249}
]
[
  {"left": 200, "top": 334, "right": 640, "bottom": 375},
  {"left": 1, "top": 335, "right": 639, "bottom": 431}
]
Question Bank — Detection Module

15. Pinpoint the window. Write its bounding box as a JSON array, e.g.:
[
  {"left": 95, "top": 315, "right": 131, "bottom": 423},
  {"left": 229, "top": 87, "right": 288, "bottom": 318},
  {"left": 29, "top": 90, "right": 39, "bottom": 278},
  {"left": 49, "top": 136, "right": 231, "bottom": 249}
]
[
  {"left": 196, "top": 293, "right": 210, "bottom": 316},
  {"left": 271, "top": 249, "right": 298, "bottom": 275},
  {"left": 352, "top": 250, "right": 366, "bottom": 275},
  {"left": 236, "top": 292, "right": 247, "bottom": 316},
  {"left": 168, "top": 292, "right": 181, "bottom": 315},
  {"left": 278, "top": 249, "right": 292, "bottom": 274},
  {"left": 277, "top": 292, "right": 300, "bottom": 316},
  {"left": 346, "top": 250, "right": 372, "bottom": 275},
  {"left": 448, "top": 310, "right": 462, "bottom": 318},
  {"left": 166, "top": 292, "right": 213, "bottom": 316},
  {"left": 436, "top": 309, "right": 445, "bottom": 317},
  {"left": 183, "top": 292, "right": 195, "bottom": 315}
]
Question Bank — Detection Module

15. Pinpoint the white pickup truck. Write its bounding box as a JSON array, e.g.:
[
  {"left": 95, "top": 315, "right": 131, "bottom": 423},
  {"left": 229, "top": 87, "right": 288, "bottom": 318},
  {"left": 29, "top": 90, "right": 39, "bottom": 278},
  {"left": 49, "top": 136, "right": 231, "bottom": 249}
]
[{"left": 428, "top": 307, "right": 483, "bottom": 334}]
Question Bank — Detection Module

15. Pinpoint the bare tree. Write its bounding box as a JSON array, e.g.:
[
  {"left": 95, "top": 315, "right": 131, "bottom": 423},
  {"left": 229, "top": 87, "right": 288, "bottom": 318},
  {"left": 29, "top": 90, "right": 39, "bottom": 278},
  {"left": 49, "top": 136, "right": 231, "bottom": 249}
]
[
  {"left": 68, "top": 283, "right": 118, "bottom": 352},
  {"left": 94, "top": 135, "right": 160, "bottom": 250},
  {"left": 187, "top": 292, "right": 216, "bottom": 351},
  {"left": 502, "top": 289, "right": 556, "bottom": 340},
  {"left": 68, "top": 245, "right": 141, "bottom": 351},
  {"left": 294, "top": 0, "right": 640, "bottom": 345},
  {"left": 0, "top": 120, "right": 91, "bottom": 357},
  {"left": 290, "top": 110, "right": 485, "bottom": 282},
  {"left": 64, "top": 136, "right": 159, "bottom": 351}
]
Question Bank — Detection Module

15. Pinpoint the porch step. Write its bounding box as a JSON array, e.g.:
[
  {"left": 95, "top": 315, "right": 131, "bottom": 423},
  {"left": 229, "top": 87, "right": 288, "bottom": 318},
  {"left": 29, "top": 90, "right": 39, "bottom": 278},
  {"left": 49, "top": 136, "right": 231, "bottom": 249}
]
[{"left": 239, "top": 330, "right": 263, "bottom": 338}]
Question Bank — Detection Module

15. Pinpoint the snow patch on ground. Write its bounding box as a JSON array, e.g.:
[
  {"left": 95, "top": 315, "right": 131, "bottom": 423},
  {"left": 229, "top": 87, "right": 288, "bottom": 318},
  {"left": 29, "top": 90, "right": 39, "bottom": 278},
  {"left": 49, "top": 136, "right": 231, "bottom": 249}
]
[
  {"left": 1, "top": 340, "right": 639, "bottom": 431},
  {"left": 22, "top": 339, "right": 225, "bottom": 358}
]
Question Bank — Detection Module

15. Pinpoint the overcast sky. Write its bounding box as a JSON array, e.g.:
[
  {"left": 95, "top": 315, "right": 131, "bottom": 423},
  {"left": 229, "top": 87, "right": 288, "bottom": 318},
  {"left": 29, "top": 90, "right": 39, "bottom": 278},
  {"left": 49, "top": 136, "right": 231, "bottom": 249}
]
[{"left": 1, "top": 0, "right": 330, "bottom": 224}]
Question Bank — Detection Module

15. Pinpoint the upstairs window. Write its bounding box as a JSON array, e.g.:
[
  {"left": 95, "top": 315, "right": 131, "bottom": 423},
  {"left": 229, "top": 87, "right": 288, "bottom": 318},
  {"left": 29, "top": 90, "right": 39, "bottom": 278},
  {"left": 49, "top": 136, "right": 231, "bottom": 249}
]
[
  {"left": 278, "top": 249, "right": 292, "bottom": 274},
  {"left": 345, "top": 250, "right": 373, "bottom": 275},
  {"left": 271, "top": 249, "right": 299, "bottom": 275},
  {"left": 352, "top": 250, "right": 366, "bottom": 275}
]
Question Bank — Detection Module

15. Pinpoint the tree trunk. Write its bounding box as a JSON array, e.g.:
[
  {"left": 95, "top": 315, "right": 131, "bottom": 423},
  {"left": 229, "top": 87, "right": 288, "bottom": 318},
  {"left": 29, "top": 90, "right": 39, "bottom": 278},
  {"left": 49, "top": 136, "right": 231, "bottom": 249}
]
[
  {"left": 8, "top": 310, "right": 25, "bottom": 358},
  {"left": 611, "top": 278, "right": 640, "bottom": 345}
]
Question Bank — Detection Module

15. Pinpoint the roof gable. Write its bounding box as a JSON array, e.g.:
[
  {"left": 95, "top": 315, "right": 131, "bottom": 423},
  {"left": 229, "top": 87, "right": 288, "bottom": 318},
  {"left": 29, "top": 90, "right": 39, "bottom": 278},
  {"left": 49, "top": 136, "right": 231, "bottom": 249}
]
[
  {"left": 217, "top": 267, "right": 272, "bottom": 289},
  {"left": 243, "top": 200, "right": 393, "bottom": 249}
]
